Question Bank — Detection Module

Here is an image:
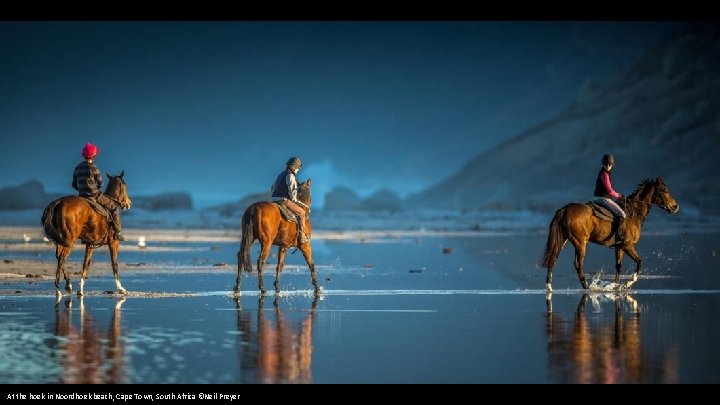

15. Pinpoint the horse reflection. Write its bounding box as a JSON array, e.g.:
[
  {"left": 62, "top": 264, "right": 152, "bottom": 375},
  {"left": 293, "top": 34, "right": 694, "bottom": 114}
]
[
  {"left": 545, "top": 294, "right": 678, "bottom": 383},
  {"left": 54, "top": 297, "right": 127, "bottom": 383},
  {"left": 235, "top": 296, "right": 317, "bottom": 383}
]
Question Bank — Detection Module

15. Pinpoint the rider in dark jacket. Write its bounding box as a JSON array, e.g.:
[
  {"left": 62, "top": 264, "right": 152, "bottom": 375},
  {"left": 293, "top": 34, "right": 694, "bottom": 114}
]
[
  {"left": 271, "top": 156, "right": 309, "bottom": 244},
  {"left": 72, "top": 143, "right": 126, "bottom": 241}
]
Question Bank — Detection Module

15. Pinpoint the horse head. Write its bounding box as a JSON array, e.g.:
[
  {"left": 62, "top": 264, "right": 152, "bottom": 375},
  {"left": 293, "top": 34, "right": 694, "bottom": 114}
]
[
  {"left": 653, "top": 177, "right": 679, "bottom": 214},
  {"left": 106, "top": 170, "right": 132, "bottom": 210},
  {"left": 298, "top": 179, "right": 312, "bottom": 209}
]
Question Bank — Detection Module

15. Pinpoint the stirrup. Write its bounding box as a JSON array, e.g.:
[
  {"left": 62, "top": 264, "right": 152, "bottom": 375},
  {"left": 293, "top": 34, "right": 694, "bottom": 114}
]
[{"left": 115, "top": 231, "right": 127, "bottom": 242}]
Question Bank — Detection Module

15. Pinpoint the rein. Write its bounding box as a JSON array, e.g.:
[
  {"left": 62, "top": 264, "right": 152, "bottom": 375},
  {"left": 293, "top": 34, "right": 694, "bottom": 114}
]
[
  {"left": 623, "top": 186, "right": 672, "bottom": 217},
  {"left": 103, "top": 193, "right": 124, "bottom": 207},
  {"left": 296, "top": 199, "right": 311, "bottom": 212}
]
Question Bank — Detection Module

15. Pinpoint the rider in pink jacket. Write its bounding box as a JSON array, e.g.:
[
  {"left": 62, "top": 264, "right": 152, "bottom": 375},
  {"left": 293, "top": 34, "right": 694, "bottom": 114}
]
[{"left": 593, "top": 154, "right": 626, "bottom": 245}]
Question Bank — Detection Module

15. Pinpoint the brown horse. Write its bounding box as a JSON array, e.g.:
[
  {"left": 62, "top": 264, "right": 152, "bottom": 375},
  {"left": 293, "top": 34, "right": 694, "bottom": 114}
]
[
  {"left": 42, "top": 171, "right": 132, "bottom": 298},
  {"left": 541, "top": 177, "right": 679, "bottom": 291},
  {"left": 235, "top": 179, "right": 320, "bottom": 295}
]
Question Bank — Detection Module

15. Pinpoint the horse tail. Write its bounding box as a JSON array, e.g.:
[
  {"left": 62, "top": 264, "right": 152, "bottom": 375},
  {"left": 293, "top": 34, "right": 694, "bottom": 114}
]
[
  {"left": 41, "top": 198, "right": 66, "bottom": 246},
  {"left": 239, "top": 205, "right": 255, "bottom": 273},
  {"left": 541, "top": 206, "right": 568, "bottom": 269}
]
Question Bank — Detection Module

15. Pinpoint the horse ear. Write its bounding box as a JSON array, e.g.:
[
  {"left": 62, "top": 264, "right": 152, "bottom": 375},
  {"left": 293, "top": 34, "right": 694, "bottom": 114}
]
[
  {"left": 119, "top": 170, "right": 125, "bottom": 178},
  {"left": 106, "top": 173, "right": 114, "bottom": 179},
  {"left": 657, "top": 176, "right": 664, "bottom": 184},
  {"left": 306, "top": 178, "right": 312, "bottom": 187}
]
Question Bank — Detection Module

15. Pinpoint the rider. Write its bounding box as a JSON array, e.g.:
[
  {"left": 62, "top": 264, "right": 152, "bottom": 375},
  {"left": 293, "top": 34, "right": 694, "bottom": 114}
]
[
  {"left": 271, "top": 156, "right": 309, "bottom": 245},
  {"left": 71, "top": 143, "right": 126, "bottom": 241},
  {"left": 593, "top": 154, "right": 626, "bottom": 245}
]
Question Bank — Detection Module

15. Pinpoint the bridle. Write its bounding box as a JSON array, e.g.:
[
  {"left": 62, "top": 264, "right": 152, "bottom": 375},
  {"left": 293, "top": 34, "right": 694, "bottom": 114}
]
[
  {"left": 104, "top": 178, "right": 129, "bottom": 209},
  {"left": 624, "top": 185, "right": 676, "bottom": 213}
]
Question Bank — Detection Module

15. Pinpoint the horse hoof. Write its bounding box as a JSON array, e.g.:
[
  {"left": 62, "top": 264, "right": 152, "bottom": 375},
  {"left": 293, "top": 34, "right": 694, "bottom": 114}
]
[
  {"left": 77, "top": 291, "right": 84, "bottom": 297},
  {"left": 118, "top": 288, "right": 129, "bottom": 295},
  {"left": 55, "top": 290, "right": 62, "bottom": 300},
  {"left": 545, "top": 283, "right": 553, "bottom": 292}
]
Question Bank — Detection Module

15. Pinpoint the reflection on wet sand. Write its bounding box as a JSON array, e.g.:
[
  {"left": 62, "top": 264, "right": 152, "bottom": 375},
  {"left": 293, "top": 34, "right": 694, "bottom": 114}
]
[
  {"left": 53, "top": 297, "right": 127, "bottom": 383},
  {"left": 235, "top": 296, "right": 317, "bottom": 384},
  {"left": 545, "top": 293, "right": 678, "bottom": 383}
]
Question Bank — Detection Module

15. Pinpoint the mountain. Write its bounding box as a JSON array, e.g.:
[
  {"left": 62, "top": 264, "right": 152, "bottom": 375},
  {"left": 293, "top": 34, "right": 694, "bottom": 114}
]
[{"left": 412, "top": 23, "right": 720, "bottom": 214}]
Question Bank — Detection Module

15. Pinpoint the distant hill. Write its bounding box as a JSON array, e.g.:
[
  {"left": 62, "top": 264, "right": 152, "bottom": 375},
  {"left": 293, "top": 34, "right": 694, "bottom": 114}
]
[
  {"left": 132, "top": 192, "right": 193, "bottom": 211},
  {"left": 324, "top": 186, "right": 402, "bottom": 211},
  {"left": 0, "top": 180, "right": 47, "bottom": 210},
  {"left": 207, "top": 191, "right": 271, "bottom": 217},
  {"left": 0, "top": 180, "right": 193, "bottom": 211},
  {"left": 412, "top": 23, "right": 720, "bottom": 214}
]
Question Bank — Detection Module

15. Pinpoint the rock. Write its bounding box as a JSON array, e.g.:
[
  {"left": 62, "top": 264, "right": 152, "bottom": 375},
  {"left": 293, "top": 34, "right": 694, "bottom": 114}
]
[
  {"left": 0, "top": 180, "right": 47, "bottom": 210},
  {"left": 132, "top": 192, "right": 193, "bottom": 211}
]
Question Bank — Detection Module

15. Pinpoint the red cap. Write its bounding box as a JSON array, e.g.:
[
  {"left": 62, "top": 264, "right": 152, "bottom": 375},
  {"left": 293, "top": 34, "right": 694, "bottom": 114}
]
[{"left": 82, "top": 143, "right": 99, "bottom": 159}]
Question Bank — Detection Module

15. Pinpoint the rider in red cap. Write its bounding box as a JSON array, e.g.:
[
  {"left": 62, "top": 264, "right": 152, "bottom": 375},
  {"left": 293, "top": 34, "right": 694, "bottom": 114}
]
[{"left": 72, "top": 143, "right": 126, "bottom": 241}]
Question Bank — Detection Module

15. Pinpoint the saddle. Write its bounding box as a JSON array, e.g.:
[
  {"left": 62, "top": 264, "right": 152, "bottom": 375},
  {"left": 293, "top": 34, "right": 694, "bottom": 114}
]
[
  {"left": 273, "top": 201, "right": 299, "bottom": 225},
  {"left": 586, "top": 201, "right": 615, "bottom": 222},
  {"left": 81, "top": 196, "right": 111, "bottom": 220}
]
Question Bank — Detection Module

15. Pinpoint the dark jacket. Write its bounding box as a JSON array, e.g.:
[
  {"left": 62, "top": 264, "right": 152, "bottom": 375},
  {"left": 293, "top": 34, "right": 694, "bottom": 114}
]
[
  {"left": 72, "top": 160, "right": 103, "bottom": 197},
  {"left": 271, "top": 169, "right": 292, "bottom": 200}
]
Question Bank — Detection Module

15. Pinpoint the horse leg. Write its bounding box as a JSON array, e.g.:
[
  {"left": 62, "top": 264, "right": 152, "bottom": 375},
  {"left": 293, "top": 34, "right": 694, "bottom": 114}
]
[
  {"left": 235, "top": 251, "right": 243, "bottom": 295},
  {"left": 257, "top": 242, "right": 272, "bottom": 295},
  {"left": 274, "top": 247, "right": 287, "bottom": 294},
  {"left": 546, "top": 266, "right": 554, "bottom": 292},
  {"left": 109, "top": 240, "right": 128, "bottom": 294},
  {"left": 78, "top": 244, "right": 95, "bottom": 296},
  {"left": 573, "top": 244, "right": 589, "bottom": 290},
  {"left": 298, "top": 243, "right": 320, "bottom": 294},
  {"left": 55, "top": 244, "right": 73, "bottom": 298},
  {"left": 622, "top": 245, "right": 642, "bottom": 289},
  {"left": 614, "top": 248, "right": 625, "bottom": 283}
]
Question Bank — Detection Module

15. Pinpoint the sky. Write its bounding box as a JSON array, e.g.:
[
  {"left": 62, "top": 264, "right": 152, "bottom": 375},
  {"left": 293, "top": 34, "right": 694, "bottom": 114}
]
[{"left": 0, "top": 21, "right": 680, "bottom": 208}]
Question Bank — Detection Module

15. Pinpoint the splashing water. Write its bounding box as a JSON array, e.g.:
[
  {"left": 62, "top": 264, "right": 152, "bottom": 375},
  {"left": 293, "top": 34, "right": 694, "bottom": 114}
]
[{"left": 588, "top": 271, "right": 624, "bottom": 292}]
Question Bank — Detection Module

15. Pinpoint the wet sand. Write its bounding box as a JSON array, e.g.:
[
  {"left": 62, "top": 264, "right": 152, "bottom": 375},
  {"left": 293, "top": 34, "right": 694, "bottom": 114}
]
[{"left": 0, "top": 226, "right": 486, "bottom": 281}]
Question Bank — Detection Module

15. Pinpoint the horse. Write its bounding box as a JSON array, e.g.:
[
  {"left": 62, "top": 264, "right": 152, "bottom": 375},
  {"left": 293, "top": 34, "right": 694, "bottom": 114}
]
[
  {"left": 541, "top": 177, "right": 679, "bottom": 291},
  {"left": 41, "top": 171, "right": 132, "bottom": 298},
  {"left": 235, "top": 179, "right": 320, "bottom": 295}
]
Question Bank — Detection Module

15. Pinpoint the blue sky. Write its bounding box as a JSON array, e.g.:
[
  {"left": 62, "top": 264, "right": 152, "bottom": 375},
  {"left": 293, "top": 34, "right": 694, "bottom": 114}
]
[{"left": 0, "top": 21, "right": 679, "bottom": 207}]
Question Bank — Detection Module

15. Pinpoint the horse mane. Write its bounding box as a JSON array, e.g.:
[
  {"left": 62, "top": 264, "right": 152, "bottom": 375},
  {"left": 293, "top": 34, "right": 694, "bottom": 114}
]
[
  {"left": 624, "top": 178, "right": 657, "bottom": 217},
  {"left": 298, "top": 181, "right": 311, "bottom": 205},
  {"left": 627, "top": 178, "right": 655, "bottom": 200}
]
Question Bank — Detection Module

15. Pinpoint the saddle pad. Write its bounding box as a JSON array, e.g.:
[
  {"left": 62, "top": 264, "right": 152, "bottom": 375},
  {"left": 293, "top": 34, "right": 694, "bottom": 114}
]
[
  {"left": 587, "top": 201, "right": 614, "bottom": 222},
  {"left": 273, "top": 201, "right": 298, "bottom": 224},
  {"left": 81, "top": 196, "right": 111, "bottom": 218}
]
